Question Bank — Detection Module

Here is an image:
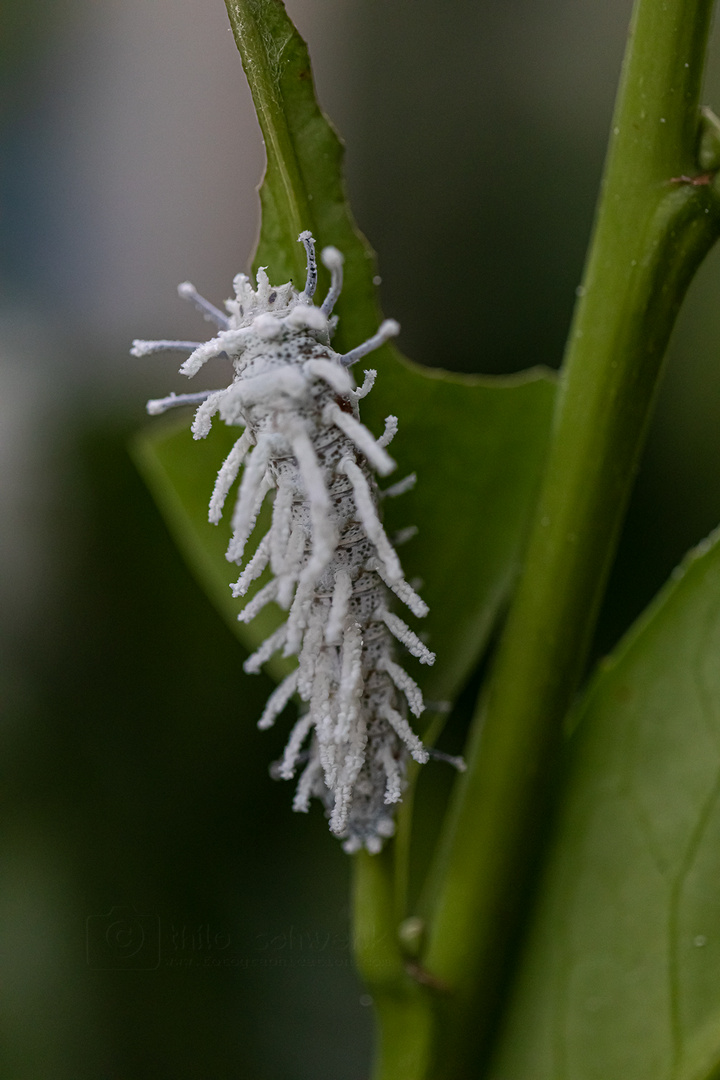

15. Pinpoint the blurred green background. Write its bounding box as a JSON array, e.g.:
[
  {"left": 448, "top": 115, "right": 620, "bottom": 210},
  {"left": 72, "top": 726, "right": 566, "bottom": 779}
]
[{"left": 3, "top": 1, "right": 720, "bottom": 1076}]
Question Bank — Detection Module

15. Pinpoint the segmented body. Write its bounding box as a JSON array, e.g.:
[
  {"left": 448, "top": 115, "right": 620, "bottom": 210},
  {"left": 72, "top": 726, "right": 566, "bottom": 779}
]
[{"left": 133, "top": 233, "right": 434, "bottom": 852}]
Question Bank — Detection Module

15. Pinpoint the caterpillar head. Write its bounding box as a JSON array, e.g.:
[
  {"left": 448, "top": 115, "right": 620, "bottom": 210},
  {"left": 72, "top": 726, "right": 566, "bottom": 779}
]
[
  {"left": 163, "top": 233, "right": 346, "bottom": 381},
  {"left": 225, "top": 268, "right": 298, "bottom": 328},
  {"left": 224, "top": 233, "right": 340, "bottom": 344}
]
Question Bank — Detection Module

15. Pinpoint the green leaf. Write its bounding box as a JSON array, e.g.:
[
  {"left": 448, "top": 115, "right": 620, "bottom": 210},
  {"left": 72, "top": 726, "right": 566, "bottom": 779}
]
[
  {"left": 132, "top": 5, "right": 557, "bottom": 1067},
  {"left": 224, "top": 0, "right": 386, "bottom": 356},
  {"left": 133, "top": 0, "right": 557, "bottom": 704},
  {"left": 133, "top": 365, "right": 555, "bottom": 701},
  {"left": 489, "top": 528, "right": 720, "bottom": 1080}
]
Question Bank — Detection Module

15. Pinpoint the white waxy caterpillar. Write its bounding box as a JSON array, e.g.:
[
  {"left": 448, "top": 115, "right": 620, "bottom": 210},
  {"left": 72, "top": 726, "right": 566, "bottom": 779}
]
[{"left": 133, "top": 233, "right": 435, "bottom": 853}]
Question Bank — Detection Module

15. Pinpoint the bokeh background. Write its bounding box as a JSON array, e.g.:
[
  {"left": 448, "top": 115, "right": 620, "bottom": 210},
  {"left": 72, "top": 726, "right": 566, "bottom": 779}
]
[{"left": 3, "top": 1, "right": 720, "bottom": 1076}]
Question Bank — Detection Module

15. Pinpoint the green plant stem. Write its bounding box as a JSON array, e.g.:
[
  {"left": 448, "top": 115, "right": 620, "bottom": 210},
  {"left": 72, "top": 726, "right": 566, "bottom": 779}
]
[
  {"left": 421, "top": 0, "right": 720, "bottom": 1073},
  {"left": 353, "top": 852, "right": 435, "bottom": 1080}
]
